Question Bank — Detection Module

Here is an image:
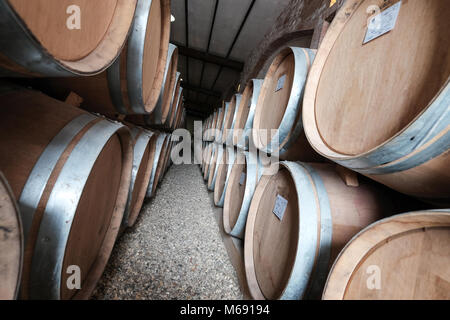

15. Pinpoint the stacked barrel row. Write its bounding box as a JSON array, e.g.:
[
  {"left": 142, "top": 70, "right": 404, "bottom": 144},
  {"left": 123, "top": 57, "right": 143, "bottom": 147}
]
[
  {"left": 0, "top": 0, "right": 181, "bottom": 300},
  {"left": 200, "top": 0, "right": 449, "bottom": 300}
]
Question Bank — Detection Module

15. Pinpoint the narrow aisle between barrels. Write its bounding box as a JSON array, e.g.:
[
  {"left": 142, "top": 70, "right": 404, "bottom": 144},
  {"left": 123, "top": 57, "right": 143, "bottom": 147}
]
[{"left": 92, "top": 164, "right": 243, "bottom": 300}]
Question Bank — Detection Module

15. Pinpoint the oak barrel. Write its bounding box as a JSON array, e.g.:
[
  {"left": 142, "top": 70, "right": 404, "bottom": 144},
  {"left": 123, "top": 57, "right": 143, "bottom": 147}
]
[
  {"left": 0, "top": 172, "right": 23, "bottom": 300},
  {"left": 244, "top": 161, "right": 394, "bottom": 300},
  {"left": 223, "top": 151, "right": 269, "bottom": 239},
  {"left": 0, "top": 0, "right": 137, "bottom": 77},
  {"left": 233, "top": 79, "right": 263, "bottom": 149},
  {"left": 203, "top": 142, "right": 215, "bottom": 181},
  {"left": 147, "top": 43, "right": 179, "bottom": 124},
  {"left": 42, "top": 0, "right": 171, "bottom": 115},
  {"left": 214, "top": 147, "right": 237, "bottom": 207},
  {"left": 323, "top": 210, "right": 450, "bottom": 300},
  {"left": 122, "top": 127, "right": 157, "bottom": 228},
  {"left": 303, "top": 0, "right": 450, "bottom": 201},
  {"left": 0, "top": 87, "right": 133, "bottom": 299},
  {"left": 222, "top": 94, "right": 242, "bottom": 144},
  {"left": 146, "top": 133, "right": 169, "bottom": 198},
  {"left": 207, "top": 144, "right": 224, "bottom": 191},
  {"left": 215, "top": 102, "right": 229, "bottom": 143},
  {"left": 253, "top": 47, "right": 320, "bottom": 161}
]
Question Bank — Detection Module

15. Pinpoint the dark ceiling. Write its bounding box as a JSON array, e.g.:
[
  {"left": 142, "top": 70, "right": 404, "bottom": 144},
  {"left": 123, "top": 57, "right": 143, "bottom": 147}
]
[{"left": 170, "top": 0, "right": 291, "bottom": 116}]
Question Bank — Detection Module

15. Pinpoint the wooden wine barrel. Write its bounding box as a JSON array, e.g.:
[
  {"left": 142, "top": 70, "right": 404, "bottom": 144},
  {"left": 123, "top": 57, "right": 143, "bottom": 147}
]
[
  {"left": 0, "top": 87, "right": 133, "bottom": 300},
  {"left": 167, "top": 75, "right": 182, "bottom": 129},
  {"left": 222, "top": 94, "right": 242, "bottom": 144},
  {"left": 147, "top": 43, "right": 179, "bottom": 124},
  {"left": 203, "top": 115, "right": 211, "bottom": 139},
  {"left": 146, "top": 133, "right": 169, "bottom": 198},
  {"left": 0, "top": 0, "right": 137, "bottom": 77},
  {"left": 233, "top": 79, "right": 263, "bottom": 149},
  {"left": 252, "top": 46, "right": 321, "bottom": 161},
  {"left": 207, "top": 144, "right": 224, "bottom": 191},
  {"left": 323, "top": 210, "right": 450, "bottom": 300},
  {"left": 244, "top": 161, "right": 395, "bottom": 300},
  {"left": 203, "top": 143, "right": 215, "bottom": 181},
  {"left": 159, "top": 135, "right": 172, "bottom": 183},
  {"left": 0, "top": 172, "right": 23, "bottom": 300},
  {"left": 41, "top": 0, "right": 171, "bottom": 115},
  {"left": 303, "top": 0, "right": 450, "bottom": 202},
  {"left": 223, "top": 151, "right": 265, "bottom": 239},
  {"left": 215, "top": 102, "right": 228, "bottom": 143},
  {"left": 174, "top": 100, "right": 185, "bottom": 130},
  {"left": 207, "top": 110, "right": 219, "bottom": 142},
  {"left": 122, "top": 127, "right": 157, "bottom": 228},
  {"left": 214, "top": 147, "right": 238, "bottom": 207},
  {"left": 203, "top": 114, "right": 213, "bottom": 141}
]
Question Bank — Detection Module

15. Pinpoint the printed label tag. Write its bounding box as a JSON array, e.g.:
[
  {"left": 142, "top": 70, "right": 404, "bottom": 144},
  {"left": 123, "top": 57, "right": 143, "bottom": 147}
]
[
  {"left": 239, "top": 172, "right": 246, "bottom": 185},
  {"left": 273, "top": 194, "right": 288, "bottom": 221},
  {"left": 275, "top": 74, "right": 286, "bottom": 92},
  {"left": 363, "top": 1, "right": 401, "bottom": 44}
]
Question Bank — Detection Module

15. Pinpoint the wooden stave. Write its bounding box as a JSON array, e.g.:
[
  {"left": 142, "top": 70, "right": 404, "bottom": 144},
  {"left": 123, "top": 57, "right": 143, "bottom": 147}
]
[
  {"left": 0, "top": 172, "right": 23, "bottom": 300},
  {"left": 244, "top": 161, "right": 390, "bottom": 300},
  {"left": 0, "top": 88, "right": 133, "bottom": 299},
  {"left": 235, "top": 79, "right": 263, "bottom": 150},
  {"left": 301, "top": 0, "right": 450, "bottom": 201},
  {"left": 252, "top": 47, "right": 318, "bottom": 161},
  {"left": 122, "top": 128, "right": 157, "bottom": 228},
  {"left": 322, "top": 210, "right": 450, "bottom": 300},
  {"left": 0, "top": 0, "right": 137, "bottom": 77}
]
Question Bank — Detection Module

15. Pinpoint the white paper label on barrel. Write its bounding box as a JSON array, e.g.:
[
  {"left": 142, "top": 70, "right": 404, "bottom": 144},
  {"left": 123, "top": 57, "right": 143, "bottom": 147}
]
[
  {"left": 273, "top": 194, "right": 288, "bottom": 221},
  {"left": 363, "top": 1, "right": 401, "bottom": 44},
  {"left": 275, "top": 74, "right": 286, "bottom": 92},
  {"left": 239, "top": 172, "right": 246, "bottom": 185}
]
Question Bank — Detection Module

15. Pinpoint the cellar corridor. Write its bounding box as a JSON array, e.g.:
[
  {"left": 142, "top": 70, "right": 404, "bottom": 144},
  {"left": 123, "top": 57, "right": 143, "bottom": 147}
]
[{"left": 92, "top": 163, "right": 242, "bottom": 300}]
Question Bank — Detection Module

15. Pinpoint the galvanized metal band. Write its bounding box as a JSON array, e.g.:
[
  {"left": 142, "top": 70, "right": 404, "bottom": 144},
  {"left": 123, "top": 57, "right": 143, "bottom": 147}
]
[
  {"left": 208, "top": 144, "right": 224, "bottom": 191},
  {"left": 276, "top": 161, "right": 319, "bottom": 299},
  {"left": 217, "top": 147, "right": 237, "bottom": 207},
  {"left": 334, "top": 80, "right": 450, "bottom": 174},
  {"left": 29, "top": 119, "right": 125, "bottom": 299},
  {"left": 262, "top": 47, "right": 315, "bottom": 155},
  {"left": 299, "top": 163, "right": 333, "bottom": 299},
  {"left": 280, "top": 49, "right": 316, "bottom": 157},
  {"left": 229, "top": 150, "right": 258, "bottom": 239},
  {"left": 18, "top": 114, "right": 97, "bottom": 246},
  {"left": 106, "top": 57, "right": 129, "bottom": 114},
  {"left": 238, "top": 79, "right": 263, "bottom": 150},
  {"left": 151, "top": 43, "right": 178, "bottom": 125},
  {"left": 0, "top": 1, "right": 76, "bottom": 77},
  {"left": 146, "top": 133, "right": 167, "bottom": 198},
  {"left": 225, "top": 94, "right": 242, "bottom": 144},
  {"left": 126, "top": 0, "right": 152, "bottom": 114},
  {"left": 122, "top": 131, "right": 151, "bottom": 226}
]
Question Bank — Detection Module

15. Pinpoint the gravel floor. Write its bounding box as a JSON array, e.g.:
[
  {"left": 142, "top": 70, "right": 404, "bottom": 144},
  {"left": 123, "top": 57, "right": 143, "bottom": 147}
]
[{"left": 92, "top": 164, "right": 243, "bottom": 300}]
